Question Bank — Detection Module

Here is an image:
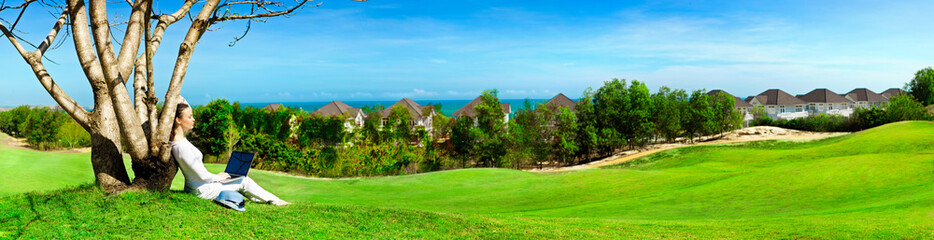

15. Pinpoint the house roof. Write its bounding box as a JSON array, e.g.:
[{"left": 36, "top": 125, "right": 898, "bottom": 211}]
[
  {"left": 262, "top": 103, "right": 282, "bottom": 112},
  {"left": 452, "top": 96, "right": 512, "bottom": 118},
  {"left": 750, "top": 89, "right": 808, "bottom": 106},
  {"left": 544, "top": 93, "right": 577, "bottom": 112},
  {"left": 379, "top": 98, "right": 433, "bottom": 119},
  {"left": 312, "top": 101, "right": 362, "bottom": 118},
  {"left": 881, "top": 88, "right": 907, "bottom": 98},
  {"left": 845, "top": 88, "right": 888, "bottom": 102},
  {"left": 707, "top": 90, "right": 753, "bottom": 108},
  {"left": 795, "top": 88, "right": 852, "bottom": 104}
]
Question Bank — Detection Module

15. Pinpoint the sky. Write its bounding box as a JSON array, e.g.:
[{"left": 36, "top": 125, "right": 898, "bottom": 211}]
[{"left": 1, "top": 0, "right": 932, "bottom": 106}]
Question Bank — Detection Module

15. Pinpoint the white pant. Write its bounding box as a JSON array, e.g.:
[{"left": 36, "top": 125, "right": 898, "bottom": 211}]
[{"left": 192, "top": 176, "right": 282, "bottom": 203}]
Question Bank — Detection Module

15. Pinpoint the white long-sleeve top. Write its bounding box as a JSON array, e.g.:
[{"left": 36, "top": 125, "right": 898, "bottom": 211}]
[{"left": 172, "top": 138, "right": 222, "bottom": 199}]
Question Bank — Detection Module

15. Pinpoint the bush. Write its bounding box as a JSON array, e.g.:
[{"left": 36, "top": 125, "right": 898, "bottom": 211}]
[
  {"left": 0, "top": 106, "right": 32, "bottom": 137},
  {"left": 191, "top": 99, "right": 238, "bottom": 156},
  {"left": 56, "top": 118, "right": 91, "bottom": 149}
]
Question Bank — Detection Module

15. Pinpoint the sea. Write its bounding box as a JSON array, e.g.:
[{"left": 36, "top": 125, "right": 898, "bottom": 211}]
[{"left": 240, "top": 99, "right": 551, "bottom": 117}]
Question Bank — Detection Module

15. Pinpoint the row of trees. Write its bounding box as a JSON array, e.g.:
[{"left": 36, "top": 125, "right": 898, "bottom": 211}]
[
  {"left": 451, "top": 79, "right": 743, "bottom": 169},
  {"left": 0, "top": 106, "right": 91, "bottom": 150},
  {"left": 185, "top": 79, "right": 745, "bottom": 176}
]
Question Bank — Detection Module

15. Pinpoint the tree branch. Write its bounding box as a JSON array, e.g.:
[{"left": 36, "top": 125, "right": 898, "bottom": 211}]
[
  {"left": 154, "top": 0, "right": 222, "bottom": 150},
  {"left": 1, "top": 11, "right": 91, "bottom": 130},
  {"left": 36, "top": 10, "right": 67, "bottom": 56},
  {"left": 209, "top": 0, "right": 311, "bottom": 23}
]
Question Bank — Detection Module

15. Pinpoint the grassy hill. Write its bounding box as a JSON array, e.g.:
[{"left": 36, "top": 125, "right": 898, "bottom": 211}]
[{"left": 1, "top": 121, "right": 933, "bottom": 239}]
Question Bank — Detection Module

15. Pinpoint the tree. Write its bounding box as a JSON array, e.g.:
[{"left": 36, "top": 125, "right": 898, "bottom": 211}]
[
  {"left": 884, "top": 95, "right": 929, "bottom": 122},
  {"left": 551, "top": 107, "right": 578, "bottom": 166},
  {"left": 651, "top": 86, "right": 687, "bottom": 143},
  {"left": 574, "top": 88, "right": 598, "bottom": 159},
  {"left": 710, "top": 92, "right": 741, "bottom": 135},
  {"left": 191, "top": 99, "right": 237, "bottom": 156},
  {"left": 472, "top": 89, "right": 508, "bottom": 167},
  {"left": 1, "top": 0, "right": 345, "bottom": 192},
  {"left": 624, "top": 80, "right": 654, "bottom": 148},
  {"left": 450, "top": 115, "right": 474, "bottom": 168},
  {"left": 593, "top": 79, "right": 628, "bottom": 152},
  {"left": 685, "top": 89, "right": 714, "bottom": 142},
  {"left": 906, "top": 67, "right": 934, "bottom": 106},
  {"left": 386, "top": 104, "right": 413, "bottom": 143}
]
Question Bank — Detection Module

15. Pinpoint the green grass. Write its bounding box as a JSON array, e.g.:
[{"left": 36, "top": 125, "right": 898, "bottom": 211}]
[{"left": 2, "top": 121, "right": 934, "bottom": 239}]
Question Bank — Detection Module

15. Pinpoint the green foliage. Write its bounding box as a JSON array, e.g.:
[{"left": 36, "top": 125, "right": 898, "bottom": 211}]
[
  {"left": 651, "top": 86, "right": 687, "bottom": 143},
  {"left": 710, "top": 91, "right": 742, "bottom": 134},
  {"left": 552, "top": 107, "right": 578, "bottom": 165},
  {"left": 510, "top": 100, "right": 551, "bottom": 168},
  {"left": 685, "top": 89, "right": 715, "bottom": 142},
  {"left": 0, "top": 106, "right": 31, "bottom": 137},
  {"left": 191, "top": 99, "right": 238, "bottom": 156},
  {"left": 906, "top": 67, "right": 934, "bottom": 105},
  {"left": 471, "top": 89, "right": 508, "bottom": 167},
  {"left": 884, "top": 94, "right": 930, "bottom": 122},
  {"left": 450, "top": 115, "right": 474, "bottom": 168},
  {"left": 297, "top": 115, "right": 345, "bottom": 148},
  {"left": 21, "top": 107, "right": 68, "bottom": 150},
  {"left": 574, "top": 88, "right": 598, "bottom": 159},
  {"left": 0, "top": 106, "right": 86, "bottom": 150},
  {"left": 55, "top": 118, "right": 91, "bottom": 149},
  {"left": 386, "top": 104, "right": 413, "bottom": 143}
]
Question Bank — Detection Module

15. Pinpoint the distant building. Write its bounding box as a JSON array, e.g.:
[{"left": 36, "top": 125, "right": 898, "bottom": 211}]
[
  {"left": 746, "top": 89, "right": 808, "bottom": 120},
  {"left": 544, "top": 93, "right": 577, "bottom": 113},
  {"left": 312, "top": 101, "right": 365, "bottom": 131},
  {"left": 707, "top": 90, "right": 754, "bottom": 125},
  {"left": 796, "top": 88, "right": 854, "bottom": 116},
  {"left": 262, "top": 103, "right": 282, "bottom": 112},
  {"left": 451, "top": 96, "right": 511, "bottom": 123},
  {"left": 378, "top": 98, "right": 434, "bottom": 134},
  {"left": 844, "top": 88, "right": 888, "bottom": 109},
  {"left": 880, "top": 88, "right": 907, "bottom": 99}
]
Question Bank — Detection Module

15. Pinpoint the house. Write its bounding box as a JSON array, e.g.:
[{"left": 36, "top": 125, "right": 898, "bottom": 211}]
[
  {"left": 795, "top": 88, "right": 854, "bottom": 116},
  {"left": 844, "top": 88, "right": 888, "bottom": 109},
  {"left": 707, "top": 90, "right": 754, "bottom": 125},
  {"left": 745, "top": 89, "right": 808, "bottom": 119},
  {"left": 451, "top": 96, "right": 512, "bottom": 123},
  {"left": 378, "top": 98, "right": 434, "bottom": 134},
  {"left": 311, "top": 101, "right": 365, "bottom": 131},
  {"left": 881, "top": 88, "right": 907, "bottom": 99},
  {"left": 262, "top": 103, "right": 282, "bottom": 112},
  {"left": 544, "top": 93, "right": 577, "bottom": 113}
]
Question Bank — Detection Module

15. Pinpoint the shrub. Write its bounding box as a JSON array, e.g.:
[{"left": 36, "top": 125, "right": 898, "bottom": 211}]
[{"left": 21, "top": 107, "right": 68, "bottom": 150}]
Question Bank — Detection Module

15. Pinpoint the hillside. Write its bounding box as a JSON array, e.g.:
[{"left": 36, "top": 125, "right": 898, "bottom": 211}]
[{"left": 1, "top": 121, "right": 933, "bottom": 238}]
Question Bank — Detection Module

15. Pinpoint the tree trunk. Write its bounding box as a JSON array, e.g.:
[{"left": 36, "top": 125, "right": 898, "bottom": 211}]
[
  {"left": 88, "top": 105, "right": 131, "bottom": 192},
  {"left": 129, "top": 149, "right": 177, "bottom": 191}
]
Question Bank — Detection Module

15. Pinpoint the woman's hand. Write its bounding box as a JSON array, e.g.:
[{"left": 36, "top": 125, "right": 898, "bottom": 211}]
[{"left": 217, "top": 172, "right": 231, "bottom": 180}]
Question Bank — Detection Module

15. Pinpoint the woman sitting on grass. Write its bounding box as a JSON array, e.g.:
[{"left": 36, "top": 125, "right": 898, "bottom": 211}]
[{"left": 171, "top": 99, "right": 290, "bottom": 206}]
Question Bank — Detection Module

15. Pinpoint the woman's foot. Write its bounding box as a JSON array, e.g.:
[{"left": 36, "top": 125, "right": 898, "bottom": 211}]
[{"left": 272, "top": 200, "right": 291, "bottom": 206}]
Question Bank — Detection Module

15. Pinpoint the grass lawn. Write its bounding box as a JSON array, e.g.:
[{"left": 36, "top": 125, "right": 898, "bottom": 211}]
[{"left": 1, "top": 121, "right": 933, "bottom": 239}]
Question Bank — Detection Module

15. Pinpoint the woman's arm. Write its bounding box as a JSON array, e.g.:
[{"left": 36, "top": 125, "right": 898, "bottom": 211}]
[{"left": 173, "top": 144, "right": 222, "bottom": 182}]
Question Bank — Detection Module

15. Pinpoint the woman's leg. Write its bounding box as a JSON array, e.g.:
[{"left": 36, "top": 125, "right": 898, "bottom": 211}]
[{"left": 219, "top": 177, "right": 282, "bottom": 203}]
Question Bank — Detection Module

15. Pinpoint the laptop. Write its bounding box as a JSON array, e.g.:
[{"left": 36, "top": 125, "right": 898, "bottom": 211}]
[{"left": 219, "top": 151, "right": 255, "bottom": 183}]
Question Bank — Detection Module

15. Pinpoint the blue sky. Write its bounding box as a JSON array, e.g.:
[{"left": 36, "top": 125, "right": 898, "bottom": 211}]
[{"left": 1, "top": 0, "right": 932, "bottom": 106}]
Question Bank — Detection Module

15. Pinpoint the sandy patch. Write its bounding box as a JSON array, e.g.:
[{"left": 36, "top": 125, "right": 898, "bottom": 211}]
[
  {"left": 0, "top": 133, "right": 92, "bottom": 153},
  {"left": 530, "top": 126, "right": 848, "bottom": 172}
]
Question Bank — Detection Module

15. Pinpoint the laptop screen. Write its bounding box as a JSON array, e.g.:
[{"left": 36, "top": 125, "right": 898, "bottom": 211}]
[{"left": 224, "top": 151, "right": 255, "bottom": 176}]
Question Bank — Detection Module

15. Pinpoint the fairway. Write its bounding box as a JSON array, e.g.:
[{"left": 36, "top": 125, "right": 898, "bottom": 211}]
[{"left": 2, "top": 121, "right": 933, "bottom": 238}]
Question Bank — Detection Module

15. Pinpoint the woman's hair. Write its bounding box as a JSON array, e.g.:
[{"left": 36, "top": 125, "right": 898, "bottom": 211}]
[{"left": 170, "top": 103, "right": 191, "bottom": 140}]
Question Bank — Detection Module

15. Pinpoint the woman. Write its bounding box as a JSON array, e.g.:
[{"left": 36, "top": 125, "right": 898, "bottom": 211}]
[{"left": 172, "top": 100, "right": 290, "bottom": 206}]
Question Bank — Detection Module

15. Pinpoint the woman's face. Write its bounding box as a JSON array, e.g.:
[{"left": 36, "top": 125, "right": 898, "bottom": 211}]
[{"left": 175, "top": 108, "right": 195, "bottom": 132}]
